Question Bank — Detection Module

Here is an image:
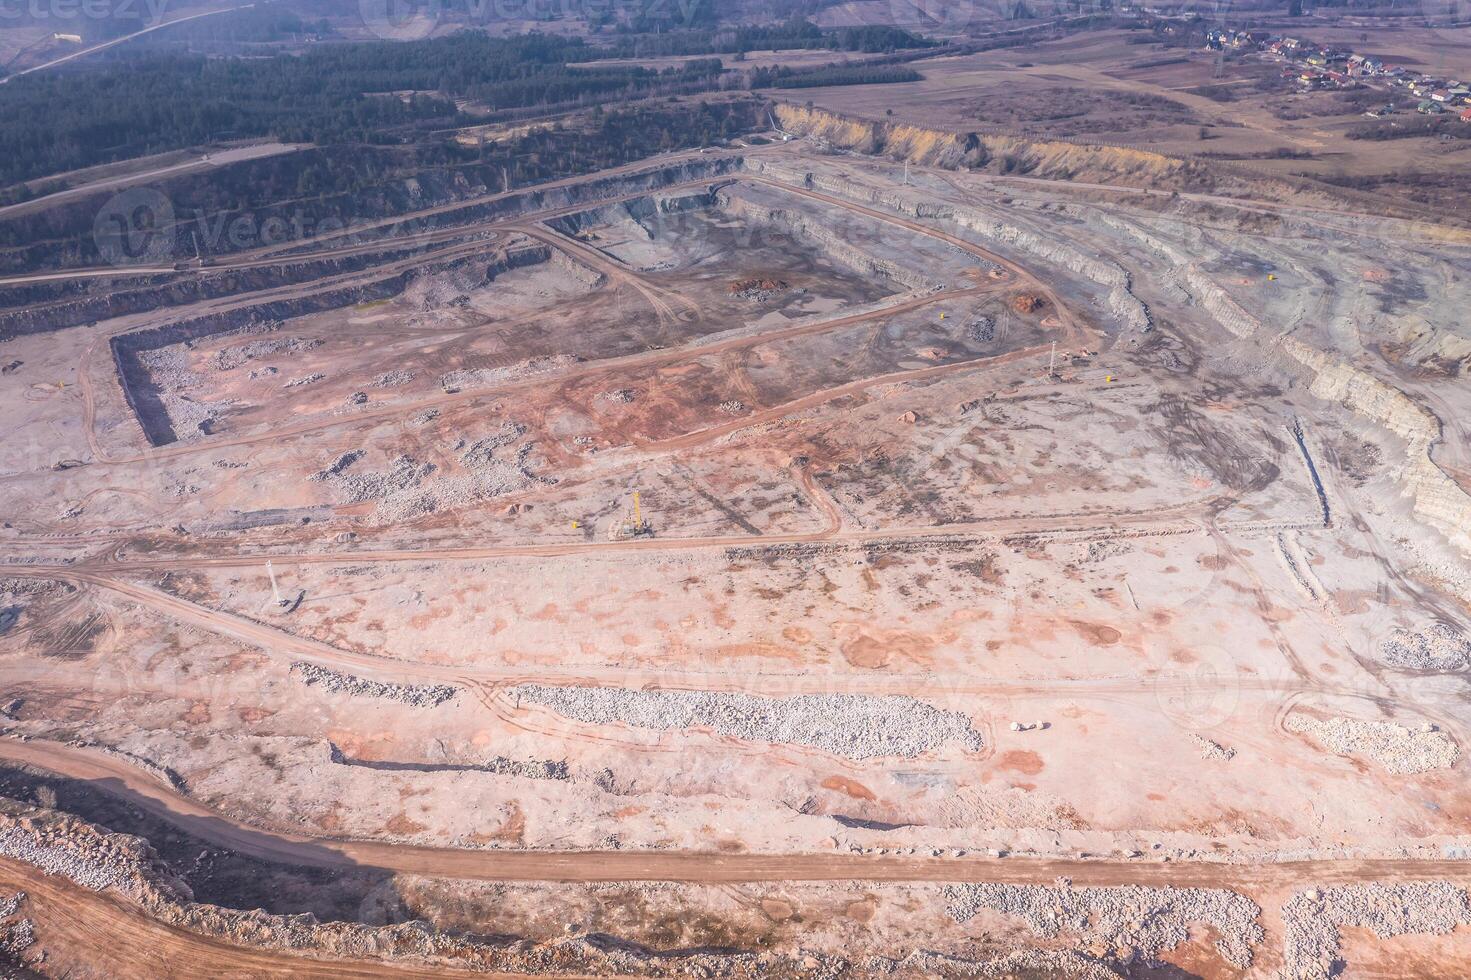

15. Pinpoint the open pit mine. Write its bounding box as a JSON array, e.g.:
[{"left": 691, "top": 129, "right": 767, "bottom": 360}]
[{"left": 3, "top": 118, "right": 1471, "bottom": 978}]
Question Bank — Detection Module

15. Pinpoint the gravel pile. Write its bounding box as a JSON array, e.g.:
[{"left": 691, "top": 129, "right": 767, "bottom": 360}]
[
  {"left": 319, "top": 454, "right": 435, "bottom": 504},
  {"left": 283, "top": 372, "right": 326, "bottom": 388},
  {"left": 0, "top": 892, "right": 33, "bottom": 963},
  {"left": 214, "top": 336, "right": 321, "bottom": 371},
  {"left": 0, "top": 797, "right": 851, "bottom": 978},
  {"left": 310, "top": 450, "right": 365, "bottom": 483},
  {"left": 1281, "top": 883, "right": 1471, "bottom": 980},
  {"left": 373, "top": 370, "right": 414, "bottom": 388},
  {"left": 137, "top": 348, "right": 231, "bottom": 435},
  {"left": 966, "top": 316, "right": 996, "bottom": 343},
  {"left": 291, "top": 662, "right": 457, "bottom": 707},
  {"left": 944, "top": 882, "right": 1262, "bottom": 969},
  {"left": 1381, "top": 622, "right": 1471, "bottom": 671},
  {"left": 1189, "top": 733, "right": 1236, "bottom": 761},
  {"left": 438, "top": 354, "right": 577, "bottom": 393},
  {"left": 308, "top": 423, "right": 551, "bottom": 523},
  {"left": 889, "top": 948, "right": 1122, "bottom": 979},
  {"left": 508, "top": 685, "right": 984, "bottom": 760},
  {"left": 0, "top": 801, "right": 152, "bottom": 895},
  {"left": 1284, "top": 712, "right": 1458, "bottom": 774}
]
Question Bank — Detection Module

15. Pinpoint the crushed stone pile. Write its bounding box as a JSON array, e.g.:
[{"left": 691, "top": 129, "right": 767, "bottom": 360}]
[
  {"left": 1281, "top": 883, "right": 1471, "bottom": 980},
  {"left": 944, "top": 882, "right": 1262, "bottom": 970},
  {"left": 509, "top": 685, "right": 984, "bottom": 760},
  {"left": 438, "top": 354, "right": 577, "bottom": 393},
  {"left": 0, "top": 892, "right": 34, "bottom": 963},
  {"left": 1381, "top": 622, "right": 1471, "bottom": 671},
  {"left": 326, "top": 742, "right": 566, "bottom": 780},
  {"left": 317, "top": 454, "right": 435, "bottom": 505},
  {"left": 310, "top": 450, "right": 365, "bottom": 482},
  {"left": 214, "top": 336, "right": 322, "bottom": 372},
  {"left": 889, "top": 947, "right": 1123, "bottom": 978},
  {"left": 136, "top": 348, "right": 231, "bottom": 435},
  {"left": 373, "top": 370, "right": 414, "bottom": 388},
  {"left": 1189, "top": 733, "right": 1236, "bottom": 761},
  {"left": 1284, "top": 712, "right": 1458, "bottom": 774},
  {"left": 283, "top": 372, "right": 326, "bottom": 388},
  {"left": 966, "top": 315, "right": 996, "bottom": 343},
  {"left": 0, "top": 795, "right": 865, "bottom": 978},
  {"left": 291, "top": 662, "right": 457, "bottom": 707},
  {"left": 308, "top": 422, "right": 553, "bottom": 523},
  {"left": 0, "top": 799, "right": 174, "bottom": 897}
]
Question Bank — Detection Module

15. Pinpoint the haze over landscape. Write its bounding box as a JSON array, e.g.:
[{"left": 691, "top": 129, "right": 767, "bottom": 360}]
[{"left": 3, "top": 0, "right": 1471, "bottom": 976}]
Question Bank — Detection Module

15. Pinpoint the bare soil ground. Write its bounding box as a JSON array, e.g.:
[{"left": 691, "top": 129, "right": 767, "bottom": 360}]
[{"left": 1, "top": 126, "right": 1470, "bottom": 977}]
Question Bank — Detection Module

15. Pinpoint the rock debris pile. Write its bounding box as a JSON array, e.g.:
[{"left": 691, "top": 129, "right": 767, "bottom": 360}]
[
  {"left": 0, "top": 891, "right": 34, "bottom": 964},
  {"left": 0, "top": 800, "right": 168, "bottom": 896},
  {"left": 508, "top": 685, "right": 984, "bottom": 760},
  {"left": 1284, "top": 712, "right": 1457, "bottom": 774},
  {"left": 373, "top": 370, "right": 415, "bottom": 388},
  {"left": 1380, "top": 622, "right": 1471, "bottom": 671},
  {"left": 214, "top": 336, "right": 322, "bottom": 372},
  {"left": 0, "top": 797, "right": 872, "bottom": 978},
  {"left": 291, "top": 662, "right": 457, "bottom": 707},
  {"left": 307, "top": 421, "right": 551, "bottom": 522},
  {"left": 1188, "top": 733, "right": 1236, "bottom": 761},
  {"left": 1281, "top": 883, "right": 1471, "bottom": 980},
  {"left": 944, "top": 882, "right": 1262, "bottom": 970},
  {"left": 438, "top": 354, "right": 577, "bottom": 393}
]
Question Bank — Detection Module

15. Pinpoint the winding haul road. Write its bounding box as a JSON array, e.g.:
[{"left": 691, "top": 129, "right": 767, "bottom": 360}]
[
  {"left": 6, "top": 143, "right": 1467, "bottom": 976},
  {"left": 3, "top": 739, "right": 1469, "bottom": 891}
]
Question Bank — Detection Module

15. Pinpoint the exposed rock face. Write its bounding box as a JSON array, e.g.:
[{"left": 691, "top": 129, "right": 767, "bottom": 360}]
[
  {"left": 720, "top": 194, "right": 941, "bottom": 293},
  {"left": 744, "top": 159, "right": 1151, "bottom": 336},
  {"left": 772, "top": 103, "right": 1193, "bottom": 186},
  {"left": 1279, "top": 336, "right": 1471, "bottom": 557}
]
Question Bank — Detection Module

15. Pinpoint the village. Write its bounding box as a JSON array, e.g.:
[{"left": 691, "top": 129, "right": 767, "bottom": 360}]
[{"left": 1208, "top": 24, "right": 1471, "bottom": 120}]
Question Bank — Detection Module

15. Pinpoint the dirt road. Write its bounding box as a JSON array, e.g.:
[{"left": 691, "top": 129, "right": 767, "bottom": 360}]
[
  {"left": 0, "top": 5, "right": 248, "bottom": 85},
  {"left": 0, "top": 859, "right": 524, "bottom": 979},
  {"left": 2, "top": 739, "right": 1470, "bottom": 891}
]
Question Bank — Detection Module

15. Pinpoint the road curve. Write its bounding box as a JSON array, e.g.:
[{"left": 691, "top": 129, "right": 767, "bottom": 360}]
[{"left": 0, "top": 859, "right": 524, "bottom": 979}]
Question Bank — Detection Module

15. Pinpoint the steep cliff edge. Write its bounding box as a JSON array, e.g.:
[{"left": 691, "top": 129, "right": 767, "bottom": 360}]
[{"left": 772, "top": 104, "right": 1197, "bottom": 188}]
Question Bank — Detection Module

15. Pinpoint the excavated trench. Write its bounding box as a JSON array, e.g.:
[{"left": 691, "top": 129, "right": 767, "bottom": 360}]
[{"left": 110, "top": 246, "right": 551, "bottom": 447}]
